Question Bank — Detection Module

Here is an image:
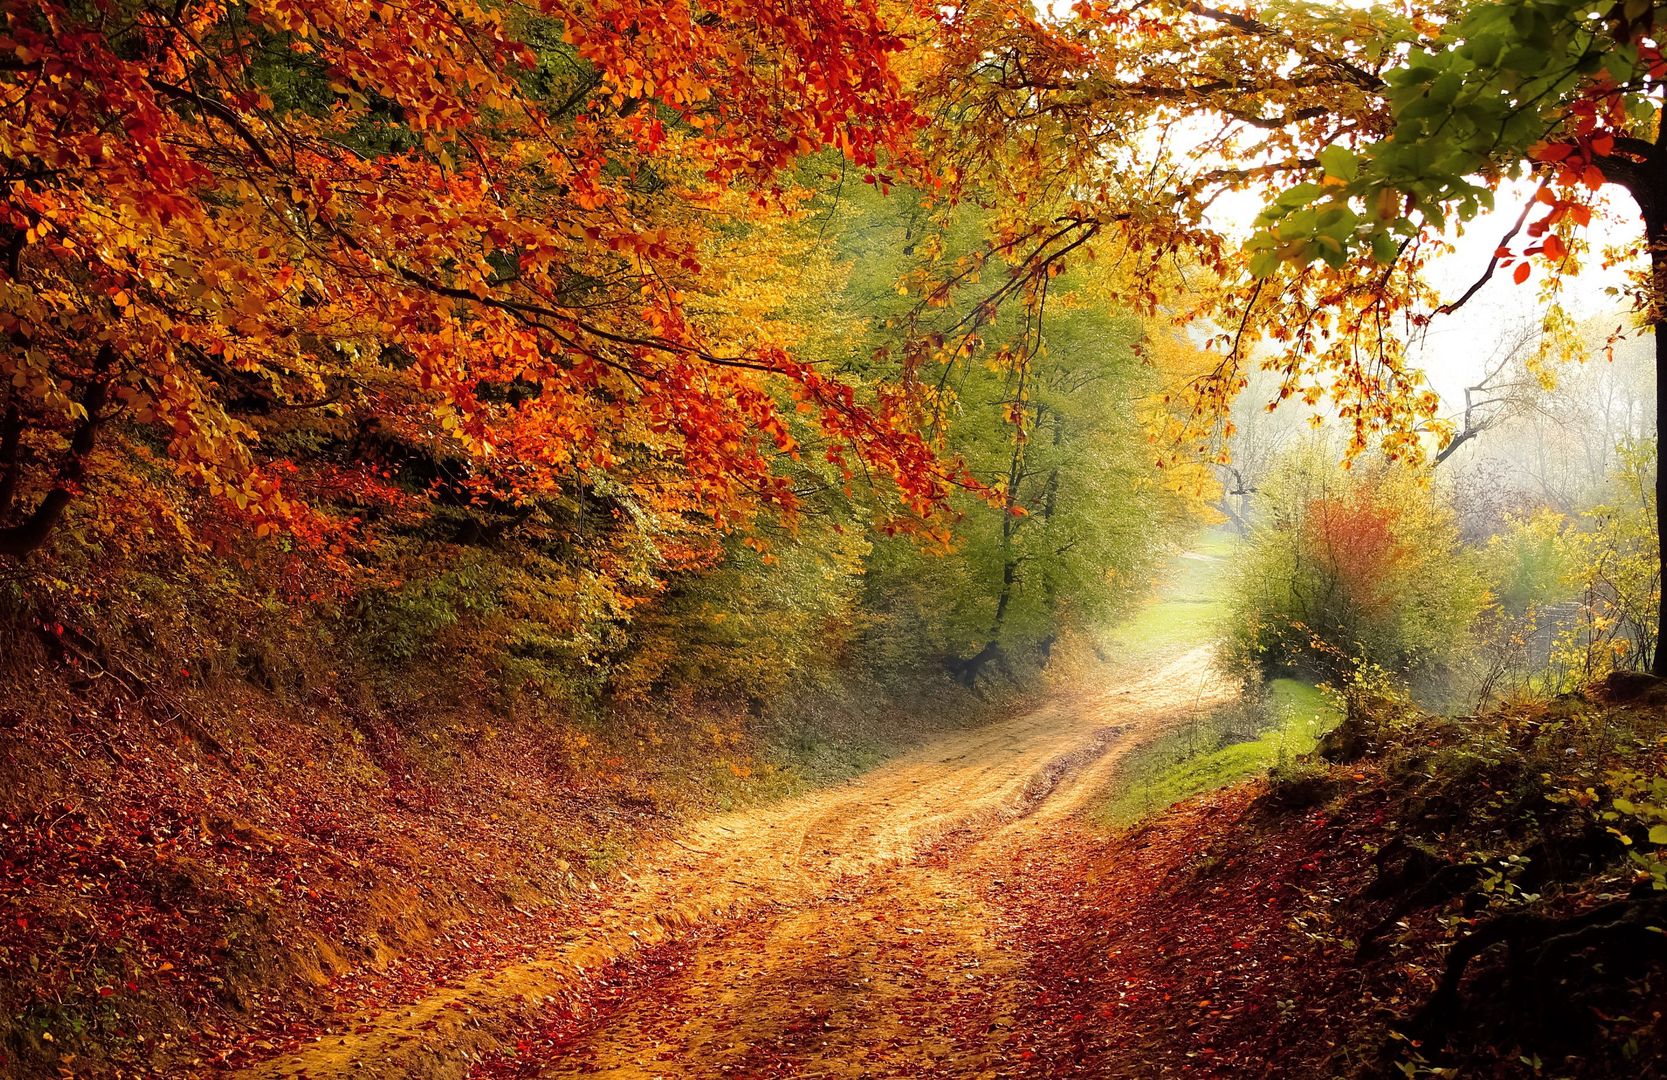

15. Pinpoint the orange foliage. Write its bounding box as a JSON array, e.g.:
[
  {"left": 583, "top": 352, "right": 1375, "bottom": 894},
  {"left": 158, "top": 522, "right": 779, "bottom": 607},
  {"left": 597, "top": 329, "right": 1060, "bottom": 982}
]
[
  {"left": 1298, "top": 491, "right": 1407, "bottom": 623},
  {"left": 0, "top": 0, "right": 961, "bottom": 564}
]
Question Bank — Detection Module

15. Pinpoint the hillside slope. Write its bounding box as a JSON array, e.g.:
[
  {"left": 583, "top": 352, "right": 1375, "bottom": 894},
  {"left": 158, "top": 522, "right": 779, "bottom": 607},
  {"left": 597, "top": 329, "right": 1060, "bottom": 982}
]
[
  {"left": 0, "top": 643, "right": 996, "bottom": 1076},
  {"left": 1003, "top": 686, "right": 1667, "bottom": 1077}
]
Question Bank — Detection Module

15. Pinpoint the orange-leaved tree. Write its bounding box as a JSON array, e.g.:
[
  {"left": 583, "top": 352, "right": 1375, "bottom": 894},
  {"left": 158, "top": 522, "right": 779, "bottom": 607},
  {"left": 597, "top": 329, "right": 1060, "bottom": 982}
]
[
  {"left": 1225, "top": 450, "right": 1487, "bottom": 679},
  {"left": 0, "top": 0, "right": 964, "bottom": 568}
]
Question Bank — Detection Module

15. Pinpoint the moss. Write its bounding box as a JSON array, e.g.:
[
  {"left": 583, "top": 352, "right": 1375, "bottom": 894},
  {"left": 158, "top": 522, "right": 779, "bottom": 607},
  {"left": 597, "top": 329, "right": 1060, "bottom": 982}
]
[{"left": 1263, "top": 759, "right": 1335, "bottom": 809}]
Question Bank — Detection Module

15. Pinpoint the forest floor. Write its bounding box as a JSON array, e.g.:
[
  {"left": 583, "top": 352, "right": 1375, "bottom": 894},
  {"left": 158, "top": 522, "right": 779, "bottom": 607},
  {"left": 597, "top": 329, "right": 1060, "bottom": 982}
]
[
  {"left": 10, "top": 516, "right": 1657, "bottom": 1079},
  {"left": 27, "top": 536, "right": 1653, "bottom": 1078},
  {"left": 237, "top": 641, "right": 1236, "bottom": 1078}
]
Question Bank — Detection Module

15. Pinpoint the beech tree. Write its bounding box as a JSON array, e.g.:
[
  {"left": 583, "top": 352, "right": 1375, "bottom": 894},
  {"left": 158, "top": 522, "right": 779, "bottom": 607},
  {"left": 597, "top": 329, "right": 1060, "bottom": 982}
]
[{"left": 0, "top": 0, "right": 963, "bottom": 569}]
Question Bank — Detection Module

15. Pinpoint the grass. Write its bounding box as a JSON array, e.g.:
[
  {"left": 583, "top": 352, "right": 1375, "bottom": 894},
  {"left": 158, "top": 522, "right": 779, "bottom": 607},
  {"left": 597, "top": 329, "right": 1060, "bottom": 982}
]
[
  {"left": 1103, "top": 528, "right": 1237, "bottom": 654},
  {"left": 1096, "top": 677, "right": 1341, "bottom": 828},
  {"left": 1106, "top": 595, "right": 1230, "bottom": 652},
  {"left": 1190, "top": 527, "right": 1241, "bottom": 560},
  {"left": 1094, "top": 527, "right": 1348, "bottom": 827}
]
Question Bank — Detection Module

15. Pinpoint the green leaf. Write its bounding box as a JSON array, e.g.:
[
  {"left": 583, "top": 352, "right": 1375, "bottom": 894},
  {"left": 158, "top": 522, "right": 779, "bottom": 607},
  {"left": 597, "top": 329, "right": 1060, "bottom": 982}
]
[
  {"left": 1277, "top": 182, "right": 1324, "bottom": 208},
  {"left": 1502, "top": 46, "right": 1548, "bottom": 73},
  {"left": 1426, "top": 72, "right": 1465, "bottom": 106},
  {"left": 1319, "top": 145, "right": 1360, "bottom": 182},
  {"left": 1649, "top": 824, "right": 1667, "bottom": 846}
]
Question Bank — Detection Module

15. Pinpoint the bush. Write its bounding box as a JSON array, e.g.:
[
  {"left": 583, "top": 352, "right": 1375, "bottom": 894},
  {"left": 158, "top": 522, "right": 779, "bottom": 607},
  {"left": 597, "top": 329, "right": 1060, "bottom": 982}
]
[{"left": 1226, "top": 445, "right": 1490, "bottom": 682}]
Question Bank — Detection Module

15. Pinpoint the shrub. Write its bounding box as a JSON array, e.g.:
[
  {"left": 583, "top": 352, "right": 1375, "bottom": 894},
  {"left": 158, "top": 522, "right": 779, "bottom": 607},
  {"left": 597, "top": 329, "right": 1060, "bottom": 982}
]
[{"left": 1226, "top": 445, "right": 1490, "bottom": 682}]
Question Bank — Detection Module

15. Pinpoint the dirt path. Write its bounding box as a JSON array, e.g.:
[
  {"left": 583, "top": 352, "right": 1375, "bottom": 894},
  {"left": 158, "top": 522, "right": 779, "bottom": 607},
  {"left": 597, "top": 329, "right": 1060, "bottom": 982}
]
[{"left": 244, "top": 646, "right": 1233, "bottom": 1079}]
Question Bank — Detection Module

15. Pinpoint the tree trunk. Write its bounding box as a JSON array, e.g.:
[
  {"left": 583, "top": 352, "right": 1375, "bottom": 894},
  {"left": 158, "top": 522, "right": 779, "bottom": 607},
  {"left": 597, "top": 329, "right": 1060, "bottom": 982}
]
[
  {"left": 1654, "top": 255, "right": 1667, "bottom": 675},
  {"left": 961, "top": 385, "right": 1035, "bottom": 682},
  {"left": 988, "top": 391, "right": 1031, "bottom": 648},
  {"left": 0, "top": 348, "right": 112, "bottom": 562}
]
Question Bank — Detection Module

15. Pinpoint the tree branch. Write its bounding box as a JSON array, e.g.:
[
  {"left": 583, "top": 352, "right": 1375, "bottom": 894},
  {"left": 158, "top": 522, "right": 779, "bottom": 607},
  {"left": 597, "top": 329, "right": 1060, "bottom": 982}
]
[{"left": 1435, "top": 186, "right": 1541, "bottom": 316}]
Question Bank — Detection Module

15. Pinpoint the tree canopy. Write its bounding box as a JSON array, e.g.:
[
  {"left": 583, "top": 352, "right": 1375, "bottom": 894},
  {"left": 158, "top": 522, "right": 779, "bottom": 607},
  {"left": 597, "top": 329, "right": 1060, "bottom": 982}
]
[
  {"left": 0, "top": 0, "right": 966, "bottom": 570},
  {"left": 5, "top": 0, "right": 1666, "bottom": 672}
]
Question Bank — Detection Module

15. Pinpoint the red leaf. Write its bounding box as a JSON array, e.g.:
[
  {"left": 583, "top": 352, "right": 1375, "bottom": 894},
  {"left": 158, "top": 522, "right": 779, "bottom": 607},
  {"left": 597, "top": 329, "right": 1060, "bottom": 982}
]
[{"left": 1513, "top": 262, "right": 1531, "bottom": 285}]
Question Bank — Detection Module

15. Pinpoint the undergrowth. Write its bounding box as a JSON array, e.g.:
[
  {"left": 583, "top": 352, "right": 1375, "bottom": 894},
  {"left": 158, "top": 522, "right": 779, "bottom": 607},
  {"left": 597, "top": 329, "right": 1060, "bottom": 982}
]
[
  {"left": 1036, "top": 677, "right": 1667, "bottom": 1077},
  {"left": 1097, "top": 677, "right": 1340, "bottom": 827}
]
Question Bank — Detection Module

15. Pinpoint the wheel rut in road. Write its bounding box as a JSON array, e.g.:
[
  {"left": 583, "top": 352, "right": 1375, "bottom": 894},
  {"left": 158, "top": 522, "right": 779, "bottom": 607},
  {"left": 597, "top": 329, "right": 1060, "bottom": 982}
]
[{"left": 243, "top": 646, "right": 1232, "bottom": 1079}]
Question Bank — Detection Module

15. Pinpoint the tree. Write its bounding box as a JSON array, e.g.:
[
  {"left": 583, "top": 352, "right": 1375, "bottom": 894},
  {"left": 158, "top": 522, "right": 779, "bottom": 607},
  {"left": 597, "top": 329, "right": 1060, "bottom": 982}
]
[
  {"left": 0, "top": 0, "right": 963, "bottom": 571},
  {"left": 1439, "top": 324, "right": 1655, "bottom": 530},
  {"left": 781, "top": 176, "right": 1178, "bottom": 685},
  {"left": 1426, "top": 320, "right": 1552, "bottom": 469},
  {"left": 1251, "top": 0, "right": 1667, "bottom": 671},
  {"left": 937, "top": 300, "right": 1168, "bottom": 682},
  {"left": 913, "top": 0, "right": 1414, "bottom": 432},
  {"left": 1227, "top": 445, "right": 1489, "bottom": 681},
  {"left": 1210, "top": 364, "right": 1309, "bottom": 535},
  {"left": 904, "top": 0, "right": 1667, "bottom": 673}
]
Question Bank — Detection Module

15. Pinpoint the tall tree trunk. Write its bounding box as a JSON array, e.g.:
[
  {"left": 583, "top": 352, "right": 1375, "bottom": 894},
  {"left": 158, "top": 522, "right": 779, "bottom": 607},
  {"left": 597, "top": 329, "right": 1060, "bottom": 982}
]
[
  {"left": 956, "top": 384, "right": 1033, "bottom": 686},
  {"left": 1636, "top": 135, "right": 1667, "bottom": 674},
  {"left": 989, "top": 378, "right": 1033, "bottom": 647},
  {"left": 1654, "top": 241, "right": 1667, "bottom": 675},
  {"left": 991, "top": 470, "right": 1020, "bottom": 638}
]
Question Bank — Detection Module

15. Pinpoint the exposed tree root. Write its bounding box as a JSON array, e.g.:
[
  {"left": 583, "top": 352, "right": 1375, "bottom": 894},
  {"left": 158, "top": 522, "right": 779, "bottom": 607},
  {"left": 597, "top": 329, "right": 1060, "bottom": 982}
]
[{"left": 1403, "top": 894, "right": 1667, "bottom": 1056}]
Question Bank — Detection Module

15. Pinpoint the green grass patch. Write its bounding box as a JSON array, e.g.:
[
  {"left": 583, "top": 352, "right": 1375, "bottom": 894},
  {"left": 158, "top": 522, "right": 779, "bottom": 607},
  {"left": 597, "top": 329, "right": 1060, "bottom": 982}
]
[
  {"left": 1096, "top": 677, "right": 1340, "bottom": 828},
  {"left": 1106, "top": 596, "right": 1230, "bottom": 652},
  {"left": 1103, "top": 537, "right": 1237, "bottom": 653},
  {"left": 1190, "top": 527, "right": 1241, "bottom": 560}
]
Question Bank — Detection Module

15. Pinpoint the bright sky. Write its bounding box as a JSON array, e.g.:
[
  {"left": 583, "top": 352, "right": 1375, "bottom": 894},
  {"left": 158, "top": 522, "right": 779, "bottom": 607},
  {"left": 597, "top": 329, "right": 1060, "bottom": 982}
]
[
  {"left": 1407, "top": 186, "right": 1646, "bottom": 403},
  {"left": 1200, "top": 173, "right": 1647, "bottom": 406}
]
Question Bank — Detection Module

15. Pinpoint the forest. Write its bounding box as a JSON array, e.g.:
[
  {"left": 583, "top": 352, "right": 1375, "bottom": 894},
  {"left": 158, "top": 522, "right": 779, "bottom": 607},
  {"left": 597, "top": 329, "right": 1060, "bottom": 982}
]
[{"left": 2, "top": 0, "right": 1666, "bottom": 1075}]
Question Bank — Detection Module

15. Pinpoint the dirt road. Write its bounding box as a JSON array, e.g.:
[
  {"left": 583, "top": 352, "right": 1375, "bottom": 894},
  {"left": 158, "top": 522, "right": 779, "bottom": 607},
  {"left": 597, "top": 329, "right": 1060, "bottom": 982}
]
[{"left": 244, "top": 645, "right": 1233, "bottom": 1079}]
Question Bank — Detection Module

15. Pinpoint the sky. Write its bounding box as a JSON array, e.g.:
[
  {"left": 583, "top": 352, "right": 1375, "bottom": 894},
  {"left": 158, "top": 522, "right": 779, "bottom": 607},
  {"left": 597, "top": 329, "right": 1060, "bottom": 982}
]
[
  {"left": 1409, "top": 184, "right": 1646, "bottom": 403},
  {"left": 1198, "top": 174, "right": 1648, "bottom": 408}
]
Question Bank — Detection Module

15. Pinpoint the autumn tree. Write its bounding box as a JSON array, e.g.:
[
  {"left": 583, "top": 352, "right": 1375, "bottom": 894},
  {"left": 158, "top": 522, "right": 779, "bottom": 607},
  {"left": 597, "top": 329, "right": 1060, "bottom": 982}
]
[
  {"left": 1226, "top": 446, "right": 1489, "bottom": 680},
  {"left": 910, "top": 0, "right": 1415, "bottom": 444},
  {"left": 1252, "top": 0, "right": 1667, "bottom": 672},
  {"left": 900, "top": 0, "right": 1667, "bottom": 673},
  {"left": 0, "top": 0, "right": 961, "bottom": 577},
  {"left": 788, "top": 174, "right": 1181, "bottom": 684}
]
